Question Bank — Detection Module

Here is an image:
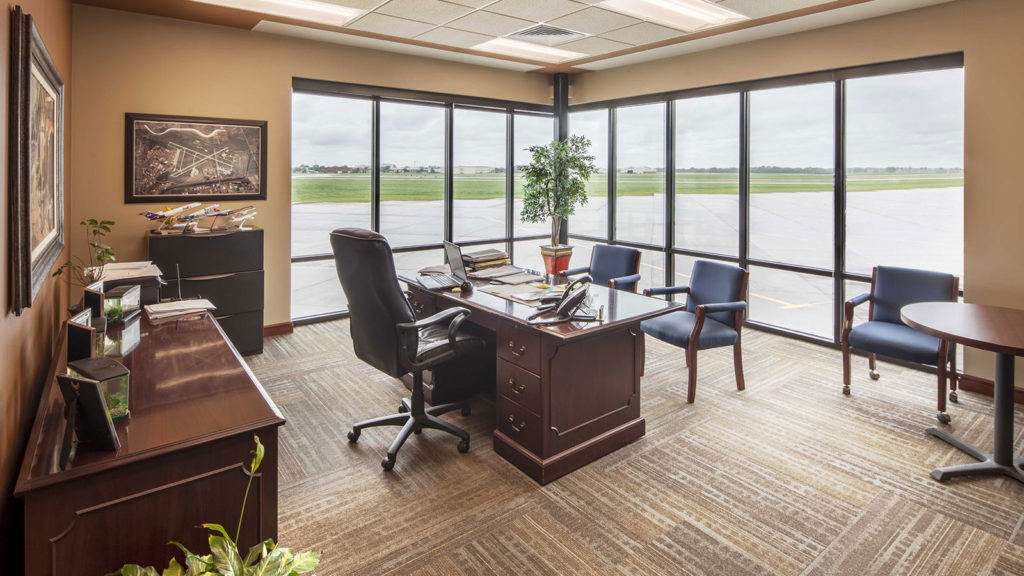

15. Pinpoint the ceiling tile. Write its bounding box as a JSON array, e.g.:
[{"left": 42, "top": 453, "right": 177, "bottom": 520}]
[
  {"left": 556, "top": 35, "right": 631, "bottom": 56},
  {"left": 718, "top": 0, "right": 831, "bottom": 19},
  {"left": 444, "top": 0, "right": 497, "bottom": 7},
  {"left": 601, "top": 22, "right": 685, "bottom": 45},
  {"left": 547, "top": 6, "right": 640, "bottom": 36},
  {"left": 320, "top": 0, "right": 384, "bottom": 9},
  {"left": 346, "top": 13, "right": 436, "bottom": 37},
  {"left": 415, "top": 26, "right": 493, "bottom": 48},
  {"left": 447, "top": 10, "right": 535, "bottom": 36},
  {"left": 375, "top": 0, "right": 474, "bottom": 25},
  {"left": 485, "top": 0, "right": 587, "bottom": 23}
]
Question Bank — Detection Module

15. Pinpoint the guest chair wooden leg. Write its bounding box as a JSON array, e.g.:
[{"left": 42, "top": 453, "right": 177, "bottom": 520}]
[
  {"left": 842, "top": 340, "right": 852, "bottom": 395},
  {"left": 868, "top": 353, "right": 880, "bottom": 380},
  {"left": 949, "top": 348, "right": 959, "bottom": 402},
  {"left": 686, "top": 347, "right": 698, "bottom": 404},
  {"left": 936, "top": 341, "right": 950, "bottom": 425},
  {"left": 733, "top": 337, "right": 745, "bottom": 391}
]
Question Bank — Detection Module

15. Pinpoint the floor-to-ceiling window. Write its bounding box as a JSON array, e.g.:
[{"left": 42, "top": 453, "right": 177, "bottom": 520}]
[
  {"left": 290, "top": 81, "right": 552, "bottom": 322},
  {"left": 568, "top": 54, "right": 964, "bottom": 346}
]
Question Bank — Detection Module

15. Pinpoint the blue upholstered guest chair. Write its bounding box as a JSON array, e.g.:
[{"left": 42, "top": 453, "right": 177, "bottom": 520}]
[
  {"left": 842, "top": 266, "right": 959, "bottom": 423},
  {"left": 560, "top": 244, "right": 642, "bottom": 292},
  {"left": 640, "top": 260, "right": 748, "bottom": 403}
]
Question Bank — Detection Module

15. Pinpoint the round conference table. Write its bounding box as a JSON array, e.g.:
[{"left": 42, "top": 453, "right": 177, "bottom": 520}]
[{"left": 902, "top": 302, "right": 1024, "bottom": 483}]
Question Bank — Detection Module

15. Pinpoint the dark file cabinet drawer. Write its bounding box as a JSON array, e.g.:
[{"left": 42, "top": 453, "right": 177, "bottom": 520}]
[
  {"left": 215, "top": 310, "right": 264, "bottom": 356},
  {"left": 497, "top": 396, "right": 542, "bottom": 455},
  {"left": 171, "top": 270, "right": 264, "bottom": 317},
  {"left": 498, "top": 359, "right": 541, "bottom": 416},
  {"left": 149, "top": 229, "right": 263, "bottom": 277},
  {"left": 497, "top": 321, "right": 541, "bottom": 374}
]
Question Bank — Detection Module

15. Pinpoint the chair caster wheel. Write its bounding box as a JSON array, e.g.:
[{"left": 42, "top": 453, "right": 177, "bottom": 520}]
[
  {"left": 382, "top": 456, "right": 395, "bottom": 471},
  {"left": 461, "top": 404, "right": 471, "bottom": 417},
  {"left": 413, "top": 426, "right": 422, "bottom": 435},
  {"left": 937, "top": 412, "right": 951, "bottom": 425},
  {"left": 347, "top": 430, "right": 360, "bottom": 443},
  {"left": 458, "top": 439, "right": 469, "bottom": 453},
  {"left": 949, "top": 391, "right": 958, "bottom": 403},
  {"left": 398, "top": 404, "right": 408, "bottom": 413},
  {"left": 869, "top": 370, "right": 880, "bottom": 380},
  {"left": 842, "top": 385, "right": 850, "bottom": 396}
]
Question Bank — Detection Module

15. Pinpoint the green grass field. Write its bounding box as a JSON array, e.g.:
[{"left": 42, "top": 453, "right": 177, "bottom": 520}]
[{"left": 291, "top": 172, "right": 964, "bottom": 204}]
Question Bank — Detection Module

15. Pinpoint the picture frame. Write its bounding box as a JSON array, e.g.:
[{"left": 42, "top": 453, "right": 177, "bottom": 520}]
[
  {"left": 8, "top": 6, "right": 65, "bottom": 315},
  {"left": 124, "top": 112, "right": 267, "bottom": 203}
]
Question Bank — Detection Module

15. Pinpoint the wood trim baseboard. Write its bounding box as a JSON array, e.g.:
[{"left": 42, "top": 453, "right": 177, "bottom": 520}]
[
  {"left": 957, "top": 373, "right": 1024, "bottom": 405},
  {"left": 263, "top": 322, "right": 293, "bottom": 338}
]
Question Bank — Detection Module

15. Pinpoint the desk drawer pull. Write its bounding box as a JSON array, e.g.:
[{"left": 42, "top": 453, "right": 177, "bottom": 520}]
[
  {"left": 508, "top": 414, "right": 527, "bottom": 433},
  {"left": 508, "top": 340, "right": 527, "bottom": 357},
  {"left": 509, "top": 377, "right": 526, "bottom": 395}
]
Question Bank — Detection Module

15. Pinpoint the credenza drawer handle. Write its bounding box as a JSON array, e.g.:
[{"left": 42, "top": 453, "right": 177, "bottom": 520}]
[
  {"left": 508, "top": 377, "right": 526, "bottom": 395},
  {"left": 508, "top": 340, "right": 527, "bottom": 357},
  {"left": 508, "top": 414, "right": 526, "bottom": 433}
]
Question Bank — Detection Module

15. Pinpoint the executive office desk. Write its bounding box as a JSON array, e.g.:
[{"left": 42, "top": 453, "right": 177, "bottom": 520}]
[
  {"left": 15, "top": 313, "right": 285, "bottom": 576},
  {"left": 406, "top": 280, "right": 680, "bottom": 484}
]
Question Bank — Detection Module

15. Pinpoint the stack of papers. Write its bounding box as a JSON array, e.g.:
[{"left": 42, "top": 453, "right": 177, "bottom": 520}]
[
  {"left": 93, "top": 261, "right": 163, "bottom": 282},
  {"left": 144, "top": 299, "right": 216, "bottom": 320}
]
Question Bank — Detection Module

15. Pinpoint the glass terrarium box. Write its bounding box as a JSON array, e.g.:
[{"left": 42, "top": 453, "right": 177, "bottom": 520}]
[
  {"left": 66, "top": 356, "right": 131, "bottom": 422},
  {"left": 103, "top": 284, "right": 141, "bottom": 325}
]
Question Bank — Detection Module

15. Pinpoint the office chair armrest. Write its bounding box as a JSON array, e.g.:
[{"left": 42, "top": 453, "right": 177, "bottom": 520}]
[
  {"left": 609, "top": 273, "right": 642, "bottom": 290},
  {"left": 846, "top": 292, "right": 870, "bottom": 308},
  {"left": 842, "top": 292, "right": 870, "bottom": 337},
  {"left": 397, "top": 307, "right": 472, "bottom": 349},
  {"left": 643, "top": 285, "right": 690, "bottom": 297},
  {"left": 560, "top": 266, "right": 591, "bottom": 277},
  {"left": 696, "top": 301, "right": 746, "bottom": 314}
]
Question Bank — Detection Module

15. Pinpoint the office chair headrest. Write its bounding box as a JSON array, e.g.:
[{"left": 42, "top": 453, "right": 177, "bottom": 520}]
[{"left": 331, "top": 227, "right": 385, "bottom": 242}]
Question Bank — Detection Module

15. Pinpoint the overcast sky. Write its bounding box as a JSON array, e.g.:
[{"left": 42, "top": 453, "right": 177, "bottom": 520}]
[{"left": 292, "top": 68, "right": 963, "bottom": 170}]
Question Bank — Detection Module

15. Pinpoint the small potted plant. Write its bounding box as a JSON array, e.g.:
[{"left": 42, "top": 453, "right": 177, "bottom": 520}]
[
  {"left": 519, "top": 136, "right": 597, "bottom": 275},
  {"left": 53, "top": 218, "right": 116, "bottom": 286}
]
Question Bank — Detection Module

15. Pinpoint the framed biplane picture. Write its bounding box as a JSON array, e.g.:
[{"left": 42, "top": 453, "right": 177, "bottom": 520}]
[
  {"left": 124, "top": 113, "right": 267, "bottom": 203},
  {"left": 9, "top": 6, "right": 65, "bottom": 315}
]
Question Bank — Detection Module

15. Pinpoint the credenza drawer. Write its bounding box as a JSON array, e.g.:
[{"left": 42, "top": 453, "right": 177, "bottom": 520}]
[
  {"left": 497, "top": 396, "right": 542, "bottom": 455},
  {"left": 169, "top": 270, "right": 263, "bottom": 316},
  {"left": 497, "top": 321, "right": 541, "bottom": 374},
  {"left": 149, "top": 229, "right": 263, "bottom": 277},
  {"left": 215, "top": 310, "right": 264, "bottom": 355},
  {"left": 498, "top": 359, "right": 541, "bottom": 415}
]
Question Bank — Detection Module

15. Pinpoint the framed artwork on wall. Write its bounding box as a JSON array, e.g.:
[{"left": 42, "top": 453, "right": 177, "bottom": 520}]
[
  {"left": 124, "top": 113, "right": 267, "bottom": 203},
  {"left": 8, "top": 6, "right": 65, "bottom": 315}
]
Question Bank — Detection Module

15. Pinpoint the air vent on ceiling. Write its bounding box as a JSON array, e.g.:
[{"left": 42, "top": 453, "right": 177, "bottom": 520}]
[{"left": 507, "top": 24, "right": 585, "bottom": 47}]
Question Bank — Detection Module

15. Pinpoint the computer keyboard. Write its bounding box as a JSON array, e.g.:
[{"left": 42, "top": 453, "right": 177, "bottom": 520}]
[{"left": 419, "top": 274, "right": 460, "bottom": 290}]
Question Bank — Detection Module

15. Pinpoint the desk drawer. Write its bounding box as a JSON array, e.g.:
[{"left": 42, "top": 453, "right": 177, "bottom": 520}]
[
  {"left": 497, "top": 322, "right": 540, "bottom": 374},
  {"left": 498, "top": 359, "right": 541, "bottom": 416},
  {"left": 497, "top": 396, "right": 542, "bottom": 455},
  {"left": 173, "top": 270, "right": 263, "bottom": 316},
  {"left": 215, "top": 310, "right": 263, "bottom": 355},
  {"left": 149, "top": 229, "right": 263, "bottom": 277},
  {"left": 406, "top": 288, "right": 435, "bottom": 319}
]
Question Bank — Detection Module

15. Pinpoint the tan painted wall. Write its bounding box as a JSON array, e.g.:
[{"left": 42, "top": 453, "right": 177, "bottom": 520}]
[
  {"left": 0, "top": 0, "right": 72, "bottom": 563},
  {"left": 573, "top": 0, "right": 1022, "bottom": 381},
  {"left": 69, "top": 5, "right": 552, "bottom": 327}
]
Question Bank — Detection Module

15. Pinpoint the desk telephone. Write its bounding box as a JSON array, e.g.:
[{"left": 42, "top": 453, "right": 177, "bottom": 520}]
[{"left": 528, "top": 275, "right": 598, "bottom": 325}]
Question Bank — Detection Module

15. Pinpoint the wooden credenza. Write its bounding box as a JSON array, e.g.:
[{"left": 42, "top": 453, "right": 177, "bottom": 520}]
[{"left": 15, "top": 313, "right": 285, "bottom": 576}]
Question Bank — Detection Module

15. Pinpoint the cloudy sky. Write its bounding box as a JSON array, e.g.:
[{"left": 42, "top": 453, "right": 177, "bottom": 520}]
[{"left": 292, "top": 67, "right": 963, "bottom": 170}]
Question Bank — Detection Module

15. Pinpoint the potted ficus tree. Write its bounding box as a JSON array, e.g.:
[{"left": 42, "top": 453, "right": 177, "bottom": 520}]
[{"left": 519, "top": 135, "right": 597, "bottom": 275}]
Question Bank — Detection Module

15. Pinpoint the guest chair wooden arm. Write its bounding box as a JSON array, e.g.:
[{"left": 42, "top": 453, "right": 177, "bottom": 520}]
[
  {"left": 560, "top": 266, "right": 591, "bottom": 277},
  {"left": 609, "top": 273, "right": 642, "bottom": 291},
  {"left": 643, "top": 285, "right": 690, "bottom": 297},
  {"left": 843, "top": 292, "right": 871, "bottom": 338}
]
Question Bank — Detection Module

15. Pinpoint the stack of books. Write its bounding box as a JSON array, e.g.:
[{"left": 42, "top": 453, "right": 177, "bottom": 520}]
[{"left": 462, "top": 248, "right": 510, "bottom": 271}]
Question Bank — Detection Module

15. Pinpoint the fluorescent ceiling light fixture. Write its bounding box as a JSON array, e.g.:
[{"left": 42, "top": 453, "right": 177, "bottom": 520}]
[
  {"left": 471, "top": 38, "right": 587, "bottom": 64},
  {"left": 598, "top": 0, "right": 748, "bottom": 32},
  {"left": 188, "top": 0, "right": 363, "bottom": 27}
]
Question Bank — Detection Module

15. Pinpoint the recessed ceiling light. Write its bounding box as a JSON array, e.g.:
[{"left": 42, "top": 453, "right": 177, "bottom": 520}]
[
  {"left": 471, "top": 38, "right": 587, "bottom": 64},
  {"left": 598, "top": 0, "right": 747, "bottom": 32},
  {"left": 187, "top": 0, "right": 363, "bottom": 27}
]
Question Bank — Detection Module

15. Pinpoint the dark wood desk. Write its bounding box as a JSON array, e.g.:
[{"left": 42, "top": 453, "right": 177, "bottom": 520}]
[
  {"left": 406, "top": 279, "right": 680, "bottom": 484},
  {"left": 15, "top": 313, "right": 285, "bottom": 576},
  {"left": 902, "top": 302, "right": 1024, "bottom": 483}
]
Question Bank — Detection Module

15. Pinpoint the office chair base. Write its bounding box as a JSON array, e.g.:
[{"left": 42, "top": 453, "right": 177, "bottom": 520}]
[{"left": 399, "top": 397, "right": 471, "bottom": 417}]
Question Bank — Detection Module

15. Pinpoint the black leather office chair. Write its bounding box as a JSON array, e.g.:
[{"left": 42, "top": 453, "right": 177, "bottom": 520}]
[{"left": 330, "top": 228, "right": 484, "bottom": 471}]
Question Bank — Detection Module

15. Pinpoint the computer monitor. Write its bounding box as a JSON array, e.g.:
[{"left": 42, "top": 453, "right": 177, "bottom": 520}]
[{"left": 443, "top": 241, "right": 468, "bottom": 282}]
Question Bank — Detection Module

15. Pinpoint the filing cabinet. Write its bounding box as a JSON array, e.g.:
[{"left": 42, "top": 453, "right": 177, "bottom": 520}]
[{"left": 148, "top": 229, "right": 264, "bottom": 355}]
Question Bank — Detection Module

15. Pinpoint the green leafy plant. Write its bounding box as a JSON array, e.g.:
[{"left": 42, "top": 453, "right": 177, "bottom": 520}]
[
  {"left": 53, "top": 219, "right": 116, "bottom": 287},
  {"left": 105, "top": 302, "right": 124, "bottom": 321},
  {"left": 110, "top": 436, "right": 320, "bottom": 576},
  {"left": 519, "top": 136, "right": 597, "bottom": 246}
]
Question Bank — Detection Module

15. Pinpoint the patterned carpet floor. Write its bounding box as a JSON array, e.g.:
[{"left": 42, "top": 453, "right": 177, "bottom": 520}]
[{"left": 246, "top": 320, "right": 1024, "bottom": 575}]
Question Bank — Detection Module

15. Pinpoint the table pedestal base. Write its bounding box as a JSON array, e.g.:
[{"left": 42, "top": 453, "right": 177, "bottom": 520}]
[{"left": 926, "top": 426, "right": 1024, "bottom": 483}]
